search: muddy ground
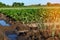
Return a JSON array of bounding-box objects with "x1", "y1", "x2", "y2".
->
[{"x1": 0, "y1": 13, "x2": 60, "y2": 40}]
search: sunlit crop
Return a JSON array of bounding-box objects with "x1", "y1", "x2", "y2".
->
[{"x1": 0, "y1": 8, "x2": 60, "y2": 37}]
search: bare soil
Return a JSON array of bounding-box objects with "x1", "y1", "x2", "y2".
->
[{"x1": 0, "y1": 13, "x2": 60, "y2": 40}]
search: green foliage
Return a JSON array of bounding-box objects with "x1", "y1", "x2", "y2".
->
[
  {"x1": 0, "y1": 8, "x2": 59, "y2": 37},
  {"x1": 0, "y1": 2, "x2": 41, "y2": 7},
  {"x1": 0, "y1": 2, "x2": 6, "y2": 7},
  {"x1": 0, "y1": 9, "x2": 40, "y2": 23},
  {"x1": 12, "y1": 2, "x2": 24, "y2": 7},
  {"x1": 0, "y1": 2, "x2": 24, "y2": 7}
]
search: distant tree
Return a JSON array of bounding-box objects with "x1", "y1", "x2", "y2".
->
[
  {"x1": 0, "y1": 2, "x2": 2, "y2": 5},
  {"x1": 0, "y1": 2, "x2": 6, "y2": 7},
  {"x1": 2, "y1": 4, "x2": 6, "y2": 7},
  {"x1": 12, "y1": 2, "x2": 24, "y2": 7},
  {"x1": 21, "y1": 3, "x2": 24, "y2": 6},
  {"x1": 0, "y1": 2, "x2": 3, "y2": 7},
  {"x1": 38, "y1": 4, "x2": 41, "y2": 6},
  {"x1": 47, "y1": 2, "x2": 51, "y2": 6},
  {"x1": 6, "y1": 5, "x2": 11, "y2": 7}
]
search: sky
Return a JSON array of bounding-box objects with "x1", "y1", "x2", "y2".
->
[{"x1": 0, "y1": 0, "x2": 60, "y2": 5}]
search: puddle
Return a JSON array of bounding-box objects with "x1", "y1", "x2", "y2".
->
[
  {"x1": 5, "y1": 31, "x2": 17, "y2": 40},
  {"x1": 8, "y1": 34, "x2": 17, "y2": 40},
  {"x1": 0, "y1": 20, "x2": 11, "y2": 26}
]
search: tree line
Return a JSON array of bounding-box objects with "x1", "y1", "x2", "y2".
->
[
  {"x1": 0, "y1": 2, "x2": 60, "y2": 7},
  {"x1": 0, "y1": 2, "x2": 41, "y2": 7},
  {"x1": 0, "y1": 2, "x2": 24, "y2": 7}
]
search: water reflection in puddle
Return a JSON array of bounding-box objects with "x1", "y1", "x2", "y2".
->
[
  {"x1": 0, "y1": 20, "x2": 17, "y2": 40},
  {"x1": 5, "y1": 31, "x2": 17, "y2": 40},
  {"x1": 8, "y1": 34, "x2": 17, "y2": 40},
  {"x1": 0, "y1": 20, "x2": 10, "y2": 26}
]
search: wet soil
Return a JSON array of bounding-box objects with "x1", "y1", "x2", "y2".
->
[{"x1": 0, "y1": 13, "x2": 60, "y2": 40}]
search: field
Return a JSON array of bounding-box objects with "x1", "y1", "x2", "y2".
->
[
  {"x1": 0, "y1": 7, "x2": 60, "y2": 40},
  {"x1": 0, "y1": 6, "x2": 60, "y2": 9}
]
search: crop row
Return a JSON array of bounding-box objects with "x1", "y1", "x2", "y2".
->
[
  {"x1": 0, "y1": 8, "x2": 60, "y2": 23},
  {"x1": 0, "y1": 8, "x2": 60, "y2": 37},
  {"x1": 0, "y1": 9, "x2": 40, "y2": 23}
]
